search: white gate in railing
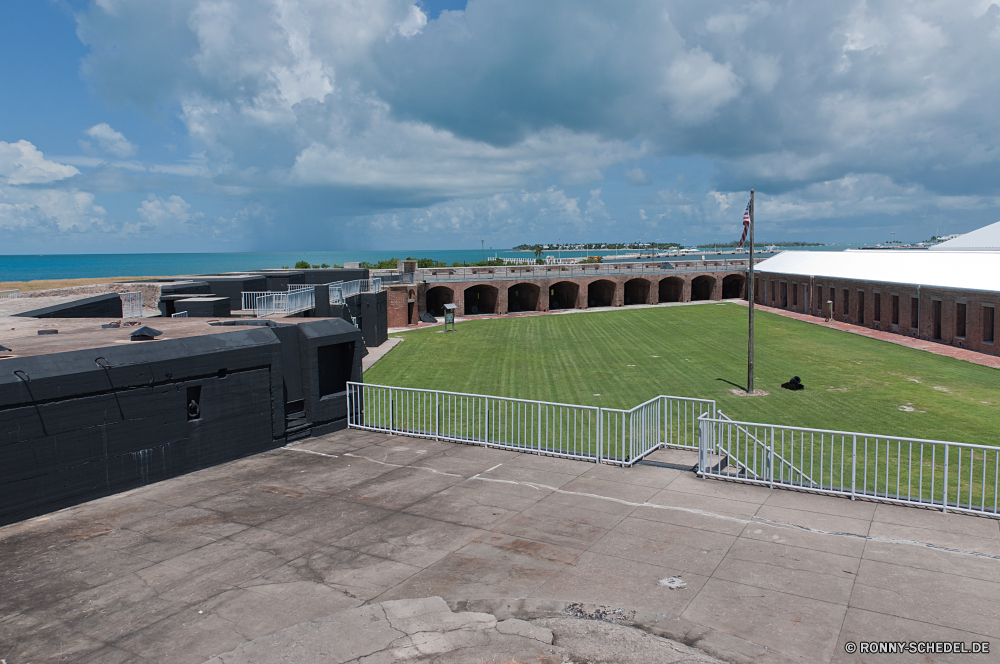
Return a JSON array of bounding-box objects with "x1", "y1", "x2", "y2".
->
[
  {"x1": 0, "y1": 289, "x2": 19, "y2": 300},
  {"x1": 347, "y1": 382, "x2": 714, "y2": 466},
  {"x1": 171, "y1": 311, "x2": 189, "y2": 318},
  {"x1": 697, "y1": 414, "x2": 1000, "y2": 517},
  {"x1": 242, "y1": 288, "x2": 316, "y2": 316},
  {"x1": 120, "y1": 291, "x2": 142, "y2": 318}
]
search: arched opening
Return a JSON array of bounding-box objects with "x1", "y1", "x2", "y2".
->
[
  {"x1": 425, "y1": 286, "x2": 454, "y2": 317},
  {"x1": 722, "y1": 274, "x2": 745, "y2": 299},
  {"x1": 588, "y1": 280, "x2": 615, "y2": 308},
  {"x1": 463, "y1": 284, "x2": 498, "y2": 315},
  {"x1": 691, "y1": 276, "x2": 715, "y2": 301},
  {"x1": 624, "y1": 279, "x2": 650, "y2": 306},
  {"x1": 659, "y1": 277, "x2": 683, "y2": 303},
  {"x1": 507, "y1": 283, "x2": 539, "y2": 312},
  {"x1": 549, "y1": 281, "x2": 579, "y2": 310}
]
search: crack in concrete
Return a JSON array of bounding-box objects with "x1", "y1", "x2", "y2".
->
[{"x1": 298, "y1": 447, "x2": 1000, "y2": 564}]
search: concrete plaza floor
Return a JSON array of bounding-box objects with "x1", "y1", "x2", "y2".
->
[{"x1": 2, "y1": 429, "x2": 999, "y2": 663}]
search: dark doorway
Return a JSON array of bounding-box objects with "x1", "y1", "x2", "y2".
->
[
  {"x1": 624, "y1": 279, "x2": 650, "y2": 305},
  {"x1": 507, "y1": 283, "x2": 539, "y2": 312},
  {"x1": 691, "y1": 276, "x2": 715, "y2": 301},
  {"x1": 659, "y1": 277, "x2": 683, "y2": 303},
  {"x1": 857, "y1": 291, "x2": 865, "y2": 325},
  {"x1": 425, "y1": 286, "x2": 454, "y2": 317},
  {"x1": 932, "y1": 299, "x2": 942, "y2": 339},
  {"x1": 463, "y1": 284, "x2": 498, "y2": 315},
  {"x1": 587, "y1": 280, "x2": 615, "y2": 307},
  {"x1": 780, "y1": 282, "x2": 788, "y2": 308},
  {"x1": 549, "y1": 281, "x2": 579, "y2": 310},
  {"x1": 318, "y1": 342, "x2": 354, "y2": 397},
  {"x1": 722, "y1": 274, "x2": 744, "y2": 299},
  {"x1": 957, "y1": 302, "x2": 967, "y2": 338}
]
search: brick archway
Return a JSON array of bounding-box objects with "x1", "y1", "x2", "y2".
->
[
  {"x1": 507, "y1": 283, "x2": 540, "y2": 312},
  {"x1": 624, "y1": 278, "x2": 650, "y2": 305},
  {"x1": 588, "y1": 280, "x2": 615, "y2": 307},
  {"x1": 463, "y1": 284, "x2": 498, "y2": 315},
  {"x1": 722, "y1": 274, "x2": 745, "y2": 299},
  {"x1": 659, "y1": 277, "x2": 683, "y2": 303},
  {"x1": 425, "y1": 286, "x2": 453, "y2": 317},
  {"x1": 691, "y1": 276, "x2": 715, "y2": 301},
  {"x1": 549, "y1": 281, "x2": 579, "y2": 310}
]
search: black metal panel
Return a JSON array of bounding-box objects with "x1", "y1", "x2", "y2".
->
[{"x1": 14, "y1": 293, "x2": 123, "y2": 319}]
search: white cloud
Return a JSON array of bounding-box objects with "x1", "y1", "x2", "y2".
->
[
  {"x1": 0, "y1": 187, "x2": 106, "y2": 232},
  {"x1": 62, "y1": 0, "x2": 1000, "y2": 246},
  {"x1": 0, "y1": 140, "x2": 79, "y2": 185},
  {"x1": 395, "y1": 4, "x2": 427, "y2": 37},
  {"x1": 135, "y1": 194, "x2": 200, "y2": 230},
  {"x1": 84, "y1": 123, "x2": 137, "y2": 157},
  {"x1": 625, "y1": 167, "x2": 652, "y2": 185},
  {"x1": 663, "y1": 49, "x2": 742, "y2": 124}
]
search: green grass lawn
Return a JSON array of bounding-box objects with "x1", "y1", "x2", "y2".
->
[{"x1": 366, "y1": 303, "x2": 999, "y2": 446}]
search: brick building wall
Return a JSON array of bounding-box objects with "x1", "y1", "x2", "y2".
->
[
  {"x1": 386, "y1": 270, "x2": 746, "y2": 328},
  {"x1": 754, "y1": 271, "x2": 1000, "y2": 357}
]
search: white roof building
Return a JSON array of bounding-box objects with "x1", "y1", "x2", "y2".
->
[
  {"x1": 929, "y1": 220, "x2": 1000, "y2": 251},
  {"x1": 754, "y1": 250, "x2": 1000, "y2": 293}
]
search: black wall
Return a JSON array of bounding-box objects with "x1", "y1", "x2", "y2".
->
[
  {"x1": 345, "y1": 291, "x2": 388, "y2": 348},
  {"x1": 0, "y1": 328, "x2": 283, "y2": 526},
  {"x1": 174, "y1": 297, "x2": 231, "y2": 318},
  {"x1": 15, "y1": 293, "x2": 123, "y2": 319},
  {"x1": 0, "y1": 319, "x2": 366, "y2": 526},
  {"x1": 201, "y1": 276, "x2": 268, "y2": 312}
]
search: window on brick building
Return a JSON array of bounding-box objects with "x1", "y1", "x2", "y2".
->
[
  {"x1": 956, "y1": 303, "x2": 967, "y2": 338},
  {"x1": 932, "y1": 300, "x2": 942, "y2": 339},
  {"x1": 792, "y1": 283, "x2": 798, "y2": 307},
  {"x1": 815, "y1": 286, "x2": 822, "y2": 313},
  {"x1": 910, "y1": 297, "x2": 919, "y2": 329},
  {"x1": 892, "y1": 295, "x2": 899, "y2": 325},
  {"x1": 770, "y1": 280, "x2": 775, "y2": 303},
  {"x1": 984, "y1": 306, "x2": 995, "y2": 343},
  {"x1": 873, "y1": 292, "x2": 881, "y2": 322},
  {"x1": 842, "y1": 289, "x2": 850, "y2": 318}
]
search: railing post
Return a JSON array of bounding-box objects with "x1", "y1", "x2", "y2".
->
[
  {"x1": 697, "y1": 416, "x2": 708, "y2": 475},
  {"x1": 942, "y1": 445, "x2": 949, "y2": 513},
  {"x1": 769, "y1": 427, "x2": 775, "y2": 489},
  {"x1": 435, "y1": 391, "x2": 439, "y2": 441},
  {"x1": 851, "y1": 435, "x2": 857, "y2": 500},
  {"x1": 597, "y1": 408, "x2": 603, "y2": 464},
  {"x1": 484, "y1": 398, "x2": 490, "y2": 446},
  {"x1": 537, "y1": 403, "x2": 542, "y2": 455}
]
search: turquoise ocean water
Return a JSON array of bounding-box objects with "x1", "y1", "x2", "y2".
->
[{"x1": 0, "y1": 245, "x2": 859, "y2": 282}]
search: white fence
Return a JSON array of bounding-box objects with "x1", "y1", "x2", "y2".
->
[
  {"x1": 254, "y1": 288, "x2": 315, "y2": 317},
  {"x1": 0, "y1": 289, "x2": 19, "y2": 300},
  {"x1": 120, "y1": 291, "x2": 142, "y2": 318},
  {"x1": 697, "y1": 414, "x2": 999, "y2": 517},
  {"x1": 347, "y1": 383, "x2": 715, "y2": 466},
  {"x1": 345, "y1": 381, "x2": 998, "y2": 517},
  {"x1": 327, "y1": 278, "x2": 383, "y2": 304}
]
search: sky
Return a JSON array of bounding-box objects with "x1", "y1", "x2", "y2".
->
[{"x1": 3, "y1": 0, "x2": 1000, "y2": 254}]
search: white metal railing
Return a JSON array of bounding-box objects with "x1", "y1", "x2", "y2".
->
[
  {"x1": 171, "y1": 311, "x2": 189, "y2": 318},
  {"x1": 347, "y1": 383, "x2": 715, "y2": 466},
  {"x1": 0, "y1": 289, "x2": 19, "y2": 300},
  {"x1": 419, "y1": 259, "x2": 757, "y2": 283},
  {"x1": 255, "y1": 287, "x2": 315, "y2": 317},
  {"x1": 697, "y1": 415, "x2": 1000, "y2": 517},
  {"x1": 287, "y1": 283, "x2": 315, "y2": 291},
  {"x1": 241, "y1": 291, "x2": 270, "y2": 312},
  {"x1": 328, "y1": 278, "x2": 382, "y2": 304},
  {"x1": 120, "y1": 291, "x2": 142, "y2": 318}
]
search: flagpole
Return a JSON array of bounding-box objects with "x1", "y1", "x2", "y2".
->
[{"x1": 747, "y1": 188, "x2": 755, "y2": 394}]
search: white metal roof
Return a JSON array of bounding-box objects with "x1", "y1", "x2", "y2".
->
[
  {"x1": 754, "y1": 250, "x2": 1000, "y2": 293},
  {"x1": 929, "y1": 220, "x2": 1000, "y2": 251}
]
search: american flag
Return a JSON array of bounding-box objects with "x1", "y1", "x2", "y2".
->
[{"x1": 738, "y1": 200, "x2": 751, "y2": 247}]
